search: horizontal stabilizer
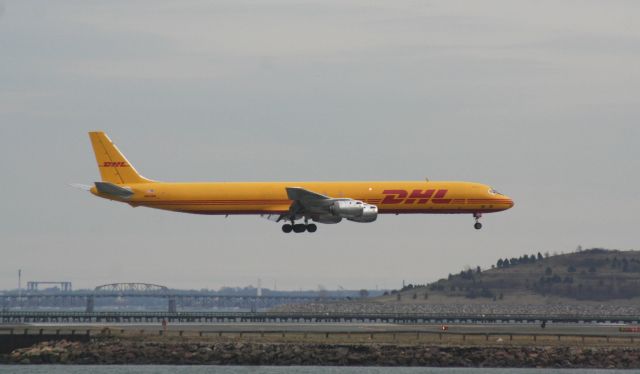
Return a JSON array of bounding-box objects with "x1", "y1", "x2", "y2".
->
[
  {"x1": 94, "y1": 182, "x2": 134, "y2": 198},
  {"x1": 69, "y1": 183, "x2": 92, "y2": 191}
]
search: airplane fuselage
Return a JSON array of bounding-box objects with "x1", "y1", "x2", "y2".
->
[
  {"x1": 84, "y1": 131, "x2": 514, "y2": 232},
  {"x1": 91, "y1": 181, "x2": 513, "y2": 216}
]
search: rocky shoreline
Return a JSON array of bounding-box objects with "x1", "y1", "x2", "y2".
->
[{"x1": 2, "y1": 338, "x2": 640, "y2": 368}]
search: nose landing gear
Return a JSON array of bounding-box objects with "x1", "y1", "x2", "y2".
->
[{"x1": 473, "y1": 213, "x2": 483, "y2": 230}]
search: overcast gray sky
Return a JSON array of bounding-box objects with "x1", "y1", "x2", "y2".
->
[{"x1": 1, "y1": 0, "x2": 639, "y2": 291}]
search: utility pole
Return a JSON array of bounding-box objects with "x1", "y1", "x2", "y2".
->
[{"x1": 18, "y1": 269, "x2": 22, "y2": 308}]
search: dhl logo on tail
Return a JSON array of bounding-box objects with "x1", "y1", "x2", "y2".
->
[{"x1": 102, "y1": 162, "x2": 129, "y2": 167}]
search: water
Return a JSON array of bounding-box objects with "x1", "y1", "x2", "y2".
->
[{"x1": 0, "y1": 367, "x2": 638, "y2": 374}]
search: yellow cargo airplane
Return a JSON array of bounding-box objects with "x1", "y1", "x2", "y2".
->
[{"x1": 77, "y1": 132, "x2": 514, "y2": 233}]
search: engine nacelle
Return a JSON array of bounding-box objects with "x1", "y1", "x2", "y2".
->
[
  {"x1": 347, "y1": 204, "x2": 378, "y2": 223},
  {"x1": 329, "y1": 200, "x2": 378, "y2": 223},
  {"x1": 312, "y1": 215, "x2": 343, "y2": 224},
  {"x1": 330, "y1": 200, "x2": 364, "y2": 218}
]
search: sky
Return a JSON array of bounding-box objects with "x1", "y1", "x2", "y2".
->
[{"x1": 1, "y1": 0, "x2": 639, "y2": 291}]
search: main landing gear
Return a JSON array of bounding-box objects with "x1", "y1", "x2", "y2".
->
[
  {"x1": 473, "y1": 213, "x2": 483, "y2": 230},
  {"x1": 282, "y1": 222, "x2": 317, "y2": 233}
]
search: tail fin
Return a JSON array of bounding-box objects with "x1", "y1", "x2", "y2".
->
[{"x1": 89, "y1": 131, "x2": 153, "y2": 184}]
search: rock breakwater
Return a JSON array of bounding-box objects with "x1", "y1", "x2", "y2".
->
[{"x1": 3, "y1": 338, "x2": 640, "y2": 368}]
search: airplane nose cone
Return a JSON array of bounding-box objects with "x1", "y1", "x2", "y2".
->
[
  {"x1": 505, "y1": 197, "x2": 514, "y2": 208},
  {"x1": 494, "y1": 195, "x2": 514, "y2": 209}
]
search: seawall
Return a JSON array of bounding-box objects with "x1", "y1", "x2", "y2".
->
[{"x1": 2, "y1": 338, "x2": 640, "y2": 368}]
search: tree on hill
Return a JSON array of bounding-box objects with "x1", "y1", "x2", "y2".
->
[
  {"x1": 563, "y1": 276, "x2": 573, "y2": 283},
  {"x1": 479, "y1": 287, "x2": 494, "y2": 298},
  {"x1": 426, "y1": 248, "x2": 640, "y2": 301}
]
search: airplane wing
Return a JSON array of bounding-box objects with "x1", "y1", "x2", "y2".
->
[
  {"x1": 263, "y1": 187, "x2": 332, "y2": 223},
  {"x1": 286, "y1": 187, "x2": 330, "y2": 202},
  {"x1": 285, "y1": 187, "x2": 336, "y2": 215},
  {"x1": 280, "y1": 187, "x2": 378, "y2": 224}
]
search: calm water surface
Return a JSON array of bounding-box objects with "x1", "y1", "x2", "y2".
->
[{"x1": 0, "y1": 367, "x2": 639, "y2": 374}]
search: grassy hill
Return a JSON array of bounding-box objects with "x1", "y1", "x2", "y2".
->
[{"x1": 383, "y1": 248, "x2": 640, "y2": 303}]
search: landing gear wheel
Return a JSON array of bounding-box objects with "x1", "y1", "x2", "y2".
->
[
  {"x1": 306, "y1": 224, "x2": 317, "y2": 233},
  {"x1": 293, "y1": 224, "x2": 307, "y2": 233},
  {"x1": 282, "y1": 224, "x2": 293, "y2": 233},
  {"x1": 473, "y1": 212, "x2": 483, "y2": 230}
]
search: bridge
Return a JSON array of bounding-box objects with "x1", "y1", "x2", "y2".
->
[
  {"x1": 1, "y1": 310, "x2": 639, "y2": 324},
  {"x1": 26, "y1": 281, "x2": 72, "y2": 292},
  {"x1": 95, "y1": 283, "x2": 168, "y2": 293},
  {"x1": 1, "y1": 283, "x2": 352, "y2": 312}
]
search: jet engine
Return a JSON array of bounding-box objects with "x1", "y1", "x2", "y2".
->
[
  {"x1": 329, "y1": 200, "x2": 378, "y2": 222},
  {"x1": 330, "y1": 200, "x2": 364, "y2": 218},
  {"x1": 347, "y1": 204, "x2": 378, "y2": 223},
  {"x1": 312, "y1": 215, "x2": 343, "y2": 224}
]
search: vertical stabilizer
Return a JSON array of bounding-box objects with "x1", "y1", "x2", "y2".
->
[{"x1": 89, "y1": 131, "x2": 152, "y2": 184}]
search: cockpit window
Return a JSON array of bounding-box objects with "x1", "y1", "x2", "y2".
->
[{"x1": 488, "y1": 188, "x2": 503, "y2": 195}]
